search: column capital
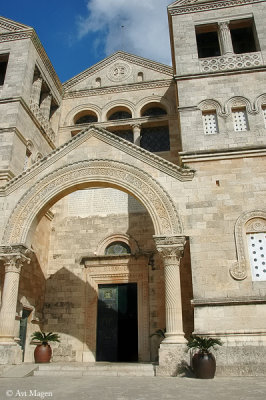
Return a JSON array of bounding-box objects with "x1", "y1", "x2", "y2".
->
[
  {"x1": 154, "y1": 235, "x2": 186, "y2": 263},
  {"x1": 218, "y1": 20, "x2": 230, "y2": 29},
  {"x1": 0, "y1": 245, "x2": 32, "y2": 273}
]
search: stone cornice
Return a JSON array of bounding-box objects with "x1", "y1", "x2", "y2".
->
[
  {"x1": 180, "y1": 146, "x2": 266, "y2": 162},
  {"x1": 192, "y1": 296, "x2": 266, "y2": 306},
  {"x1": 63, "y1": 79, "x2": 174, "y2": 99},
  {"x1": 0, "y1": 29, "x2": 62, "y2": 97},
  {"x1": 63, "y1": 51, "x2": 173, "y2": 91},
  {"x1": 168, "y1": 0, "x2": 264, "y2": 16},
  {"x1": 0, "y1": 126, "x2": 194, "y2": 196},
  {"x1": 174, "y1": 65, "x2": 266, "y2": 81},
  {"x1": 0, "y1": 16, "x2": 31, "y2": 32}
]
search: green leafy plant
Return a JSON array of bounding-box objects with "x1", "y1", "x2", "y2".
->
[
  {"x1": 31, "y1": 331, "x2": 60, "y2": 345},
  {"x1": 187, "y1": 335, "x2": 222, "y2": 354},
  {"x1": 150, "y1": 328, "x2": 166, "y2": 339}
]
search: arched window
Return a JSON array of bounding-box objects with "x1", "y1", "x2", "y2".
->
[
  {"x1": 246, "y1": 218, "x2": 266, "y2": 281},
  {"x1": 105, "y1": 241, "x2": 131, "y2": 255},
  {"x1": 202, "y1": 110, "x2": 219, "y2": 134},
  {"x1": 230, "y1": 211, "x2": 266, "y2": 281},
  {"x1": 142, "y1": 106, "x2": 167, "y2": 117},
  {"x1": 232, "y1": 107, "x2": 249, "y2": 131},
  {"x1": 74, "y1": 111, "x2": 98, "y2": 125},
  {"x1": 108, "y1": 110, "x2": 132, "y2": 120}
]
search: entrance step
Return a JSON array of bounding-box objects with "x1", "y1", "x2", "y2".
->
[
  {"x1": 1, "y1": 363, "x2": 37, "y2": 378},
  {"x1": 34, "y1": 362, "x2": 155, "y2": 377}
]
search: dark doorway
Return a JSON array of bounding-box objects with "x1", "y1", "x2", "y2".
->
[
  {"x1": 19, "y1": 309, "x2": 31, "y2": 361},
  {"x1": 96, "y1": 283, "x2": 138, "y2": 362}
]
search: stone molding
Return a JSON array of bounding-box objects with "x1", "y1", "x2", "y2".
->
[
  {"x1": 63, "y1": 51, "x2": 173, "y2": 91},
  {"x1": 197, "y1": 93, "x2": 266, "y2": 117},
  {"x1": 0, "y1": 126, "x2": 193, "y2": 197},
  {"x1": 63, "y1": 80, "x2": 174, "y2": 99},
  {"x1": 199, "y1": 52, "x2": 264, "y2": 73},
  {"x1": 180, "y1": 147, "x2": 266, "y2": 162},
  {"x1": 192, "y1": 296, "x2": 266, "y2": 306},
  {"x1": 2, "y1": 159, "x2": 183, "y2": 245},
  {"x1": 230, "y1": 210, "x2": 266, "y2": 280},
  {"x1": 95, "y1": 233, "x2": 140, "y2": 256},
  {"x1": 168, "y1": 0, "x2": 264, "y2": 16}
]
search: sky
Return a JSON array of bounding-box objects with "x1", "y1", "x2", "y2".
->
[{"x1": 0, "y1": 0, "x2": 172, "y2": 83}]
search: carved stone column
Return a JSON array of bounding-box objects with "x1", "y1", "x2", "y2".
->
[
  {"x1": 30, "y1": 76, "x2": 43, "y2": 105},
  {"x1": 154, "y1": 235, "x2": 186, "y2": 344},
  {"x1": 0, "y1": 246, "x2": 31, "y2": 343},
  {"x1": 132, "y1": 123, "x2": 141, "y2": 146},
  {"x1": 218, "y1": 21, "x2": 234, "y2": 55},
  {"x1": 40, "y1": 92, "x2": 52, "y2": 120}
]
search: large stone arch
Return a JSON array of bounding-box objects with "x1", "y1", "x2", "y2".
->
[{"x1": 3, "y1": 159, "x2": 183, "y2": 247}]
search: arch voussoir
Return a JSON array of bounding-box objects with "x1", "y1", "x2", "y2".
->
[{"x1": 3, "y1": 159, "x2": 182, "y2": 246}]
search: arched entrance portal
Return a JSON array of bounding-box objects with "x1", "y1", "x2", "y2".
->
[{"x1": 0, "y1": 159, "x2": 187, "y2": 366}]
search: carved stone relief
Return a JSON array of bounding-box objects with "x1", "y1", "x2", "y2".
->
[
  {"x1": 3, "y1": 160, "x2": 182, "y2": 246},
  {"x1": 107, "y1": 62, "x2": 132, "y2": 82},
  {"x1": 230, "y1": 210, "x2": 266, "y2": 280}
]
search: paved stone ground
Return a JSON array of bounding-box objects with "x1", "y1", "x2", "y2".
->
[{"x1": 0, "y1": 376, "x2": 266, "y2": 400}]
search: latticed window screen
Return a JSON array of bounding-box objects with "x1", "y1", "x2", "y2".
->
[
  {"x1": 140, "y1": 126, "x2": 170, "y2": 152},
  {"x1": 262, "y1": 107, "x2": 266, "y2": 128},
  {"x1": 111, "y1": 130, "x2": 133, "y2": 143},
  {"x1": 232, "y1": 108, "x2": 249, "y2": 131},
  {"x1": 247, "y1": 232, "x2": 266, "y2": 281},
  {"x1": 202, "y1": 111, "x2": 219, "y2": 134}
]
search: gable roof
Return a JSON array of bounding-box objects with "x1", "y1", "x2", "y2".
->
[
  {"x1": 0, "y1": 16, "x2": 32, "y2": 32},
  {"x1": 1, "y1": 125, "x2": 194, "y2": 195},
  {"x1": 63, "y1": 51, "x2": 173, "y2": 91}
]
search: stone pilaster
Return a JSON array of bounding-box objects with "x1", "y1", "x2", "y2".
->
[
  {"x1": 218, "y1": 21, "x2": 234, "y2": 55},
  {"x1": 30, "y1": 76, "x2": 43, "y2": 105},
  {"x1": 154, "y1": 235, "x2": 186, "y2": 344},
  {"x1": 132, "y1": 123, "x2": 141, "y2": 146},
  {"x1": 40, "y1": 92, "x2": 52, "y2": 120},
  {"x1": 0, "y1": 246, "x2": 31, "y2": 343}
]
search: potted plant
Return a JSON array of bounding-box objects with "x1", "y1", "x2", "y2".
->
[
  {"x1": 31, "y1": 331, "x2": 60, "y2": 363},
  {"x1": 187, "y1": 335, "x2": 222, "y2": 379}
]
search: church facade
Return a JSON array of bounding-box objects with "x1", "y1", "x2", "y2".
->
[{"x1": 0, "y1": 0, "x2": 266, "y2": 376}]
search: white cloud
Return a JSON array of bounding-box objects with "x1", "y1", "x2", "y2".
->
[{"x1": 77, "y1": 0, "x2": 172, "y2": 65}]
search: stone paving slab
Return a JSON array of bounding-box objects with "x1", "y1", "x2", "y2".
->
[{"x1": 0, "y1": 376, "x2": 266, "y2": 400}]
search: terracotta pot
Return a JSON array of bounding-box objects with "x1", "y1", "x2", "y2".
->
[
  {"x1": 34, "y1": 344, "x2": 52, "y2": 363},
  {"x1": 192, "y1": 352, "x2": 216, "y2": 379}
]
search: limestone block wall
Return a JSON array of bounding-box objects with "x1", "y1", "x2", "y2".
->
[
  {"x1": 0, "y1": 38, "x2": 31, "y2": 100},
  {"x1": 176, "y1": 155, "x2": 266, "y2": 335},
  {"x1": 178, "y1": 71, "x2": 266, "y2": 152}
]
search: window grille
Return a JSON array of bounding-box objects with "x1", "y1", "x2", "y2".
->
[
  {"x1": 247, "y1": 232, "x2": 266, "y2": 281},
  {"x1": 262, "y1": 107, "x2": 266, "y2": 128},
  {"x1": 140, "y1": 126, "x2": 170, "y2": 152},
  {"x1": 111, "y1": 129, "x2": 133, "y2": 143},
  {"x1": 232, "y1": 108, "x2": 249, "y2": 131},
  {"x1": 105, "y1": 242, "x2": 131, "y2": 255},
  {"x1": 202, "y1": 111, "x2": 219, "y2": 134}
]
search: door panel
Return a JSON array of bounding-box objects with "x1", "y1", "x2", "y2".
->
[
  {"x1": 96, "y1": 283, "x2": 138, "y2": 362},
  {"x1": 19, "y1": 309, "x2": 31, "y2": 361}
]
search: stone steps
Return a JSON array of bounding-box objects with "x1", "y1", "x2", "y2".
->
[{"x1": 34, "y1": 362, "x2": 155, "y2": 377}]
